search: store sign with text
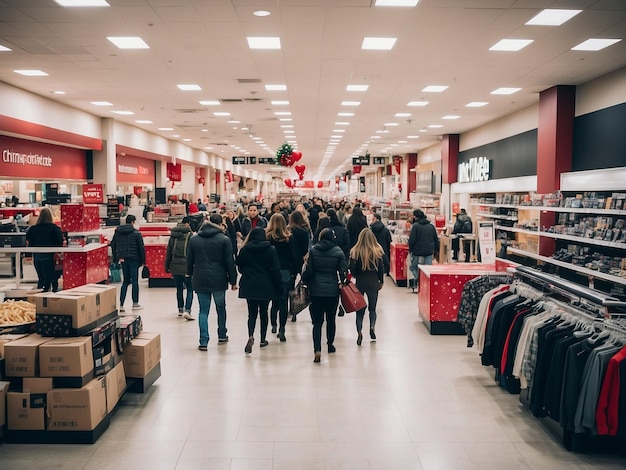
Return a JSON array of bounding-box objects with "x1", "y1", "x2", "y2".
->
[
  {"x1": 116, "y1": 154, "x2": 155, "y2": 184},
  {"x1": 0, "y1": 135, "x2": 87, "y2": 180},
  {"x1": 458, "y1": 156, "x2": 491, "y2": 183},
  {"x1": 82, "y1": 183, "x2": 104, "y2": 203}
]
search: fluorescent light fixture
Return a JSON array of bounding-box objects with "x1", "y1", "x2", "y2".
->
[
  {"x1": 183, "y1": 138, "x2": 191, "y2": 142},
  {"x1": 199, "y1": 100, "x2": 220, "y2": 106},
  {"x1": 203, "y1": 146, "x2": 213, "y2": 150},
  {"x1": 466, "y1": 101, "x2": 488, "y2": 107},
  {"x1": 422, "y1": 85, "x2": 448, "y2": 92},
  {"x1": 172, "y1": 135, "x2": 179, "y2": 138},
  {"x1": 398, "y1": 140, "x2": 407, "y2": 143},
  {"x1": 159, "y1": 127, "x2": 174, "y2": 131},
  {"x1": 338, "y1": 112, "x2": 355, "y2": 117},
  {"x1": 335, "y1": 122, "x2": 350, "y2": 125},
  {"x1": 91, "y1": 101, "x2": 113, "y2": 106},
  {"x1": 407, "y1": 135, "x2": 420, "y2": 139},
  {"x1": 280, "y1": 125, "x2": 294, "y2": 128},
  {"x1": 428, "y1": 124, "x2": 443, "y2": 128},
  {"x1": 107, "y1": 37, "x2": 149, "y2": 49},
  {"x1": 376, "y1": 130, "x2": 389, "y2": 134},
  {"x1": 489, "y1": 39, "x2": 533, "y2": 51},
  {"x1": 347, "y1": 85, "x2": 369, "y2": 91},
  {"x1": 341, "y1": 101, "x2": 361, "y2": 106},
  {"x1": 333, "y1": 129, "x2": 346, "y2": 133},
  {"x1": 53, "y1": 91, "x2": 66, "y2": 94},
  {"x1": 54, "y1": 0, "x2": 110, "y2": 5},
  {"x1": 491, "y1": 87, "x2": 521, "y2": 95},
  {"x1": 247, "y1": 36, "x2": 281, "y2": 49},
  {"x1": 419, "y1": 129, "x2": 427, "y2": 132},
  {"x1": 265, "y1": 84, "x2": 286, "y2": 91},
  {"x1": 375, "y1": 0, "x2": 420, "y2": 6},
  {"x1": 279, "y1": 118, "x2": 292, "y2": 121},
  {"x1": 111, "y1": 110, "x2": 134, "y2": 115},
  {"x1": 271, "y1": 100, "x2": 290, "y2": 105},
  {"x1": 442, "y1": 115, "x2": 460, "y2": 120},
  {"x1": 135, "y1": 120, "x2": 152, "y2": 124},
  {"x1": 213, "y1": 112, "x2": 231, "y2": 116},
  {"x1": 407, "y1": 101, "x2": 429, "y2": 106},
  {"x1": 284, "y1": 130, "x2": 295, "y2": 134},
  {"x1": 331, "y1": 135, "x2": 343, "y2": 139},
  {"x1": 384, "y1": 122, "x2": 399, "y2": 126},
  {"x1": 395, "y1": 113, "x2": 412, "y2": 117},
  {"x1": 572, "y1": 38, "x2": 621, "y2": 51},
  {"x1": 0, "y1": 45, "x2": 12, "y2": 51},
  {"x1": 229, "y1": 120, "x2": 241, "y2": 124},
  {"x1": 177, "y1": 84, "x2": 201, "y2": 91},
  {"x1": 390, "y1": 144, "x2": 399, "y2": 147},
  {"x1": 253, "y1": 10, "x2": 271, "y2": 17},
  {"x1": 362, "y1": 37, "x2": 397, "y2": 50},
  {"x1": 526, "y1": 9, "x2": 581, "y2": 26},
  {"x1": 14, "y1": 69, "x2": 48, "y2": 76},
  {"x1": 274, "y1": 111, "x2": 292, "y2": 116}
]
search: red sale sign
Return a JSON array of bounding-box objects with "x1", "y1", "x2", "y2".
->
[{"x1": 82, "y1": 183, "x2": 104, "y2": 204}]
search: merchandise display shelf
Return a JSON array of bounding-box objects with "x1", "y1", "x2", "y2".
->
[{"x1": 476, "y1": 213, "x2": 518, "y2": 221}]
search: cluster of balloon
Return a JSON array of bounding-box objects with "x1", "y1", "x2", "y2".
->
[
  {"x1": 295, "y1": 164, "x2": 306, "y2": 180},
  {"x1": 283, "y1": 178, "x2": 294, "y2": 188}
]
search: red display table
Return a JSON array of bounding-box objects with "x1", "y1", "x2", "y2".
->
[
  {"x1": 140, "y1": 225, "x2": 175, "y2": 288},
  {"x1": 389, "y1": 242, "x2": 409, "y2": 287},
  {"x1": 418, "y1": 263, "x2": 497, "y2": 335}
]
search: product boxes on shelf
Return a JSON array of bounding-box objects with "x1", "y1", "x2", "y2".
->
[
  {"x1": 7, "y1": 391, "x2": 46, "y2": 430},
  {"x1": 39, "y1": 337, "x2": 94, "y2": 387},
  {"x1": 122, "y1": 332, "x2": 160, "y2": 378},
  {"x1": 104, "y1": 360, "x2": 126, "y2": 413},
  {"x1": 3, "y1": 334, "x2": 52, "y2": 377},
  {"x1": 67, "y1": 234, "x2": 101, "y2": 247},
  {"x1": 0, "y1": 380, "x2": 9, "y2": 427},
  {"x1": 47, "y1": 376, "x2": 107, "y2": 431},
  {"x1": 0, "y1": 333, "x2": 29, "y2": 358},
  {"x1": 60, "y1": 204, "x2": 100, "y2": 233},
  {"x1": 68, "y1": 284, "x2": 117, "y2": 318}
]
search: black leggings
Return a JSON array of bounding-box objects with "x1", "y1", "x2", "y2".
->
[{"x1": 247, "y1": 299, "x2": 270, "y2": 341}]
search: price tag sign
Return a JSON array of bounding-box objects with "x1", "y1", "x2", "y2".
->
[{"x1": 478, "y1": 221, "x2": 496, "y2": 264}]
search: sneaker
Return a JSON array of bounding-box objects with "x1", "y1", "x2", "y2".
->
[
  {"x1": 198, "y1": 345, "x2": 208, "y2": 351},
  {"x1": 178, "y1": 308, "x2": 184, "y2": 317},
  {"x1": 183, "y1": 311, "x2": 195, "y2": 321},
  {"x1": 119, "y1": 306, "x2": 125, "y2": 313},
  {"x1": 218, "y1": 337, "x2": 229, "y2": 344},
  {"x1": 132, "y1": 304, "x2": 143, "y2": 311}
]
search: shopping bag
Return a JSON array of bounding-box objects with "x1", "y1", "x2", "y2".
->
[
  {"x1": 289, "y1": 281, "x2": 311, "y2": 316},
  {"x1": 141, "y1": 265, "x2": 150, "y2": 279},
  {"x1": 53, "y1": 253, "x2": 64, "y2": 272},
  {"x1": 110, "y1": 262, "x2": 122, "y2": 283},
  {"x1": 339, "y1": 282, "x2": 367, "y2": 313}
]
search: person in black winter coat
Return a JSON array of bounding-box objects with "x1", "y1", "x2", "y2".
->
[
  {"x1": 370, "y1": 213, "x2": 392, "y2": 274},
  {"x1": 237, "y1": 228, "x2": 282, "y2": 353},
  {"x1": 111, "y1": 214, "x2": 146, "y2": 311},
  {"x1": 407, "y1": 209, "x2": 439, "y2": 292},
  {"x1": 313, "y1": 216, "x2": 331, "y2": 244},
  {"x1": 26, "y1": 207, "x2": 64, "y2": 292},
  {"x1": 187, "y1": 214, "x2": 238, "y2": 350},
  {"x1": 327, "y1": 208, "x2": 350, "y2": 260},
  {"x1": 302, "y1": 228, "x2": 348, "y2": 363},
  {"x1": 288, "y1": 210, "x2": 310, "y2": 275},
  {"x1": 346, "y1": 206, "x2": 368, "y2": 249},
  {"x1": 451, "y1": 209, "x2": 473, "y2": 262},
  {"x1": 164, "y1": 217, "x2": 194, "y2": 319}
]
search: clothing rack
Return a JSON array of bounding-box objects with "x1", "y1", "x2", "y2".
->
[{"x1": 515, "y1": 266, "x2": 626, "y2": 318}]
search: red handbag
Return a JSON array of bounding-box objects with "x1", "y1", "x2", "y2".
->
[{"x1": 339, "y1": 282, "x2": 367, "y2": 313}]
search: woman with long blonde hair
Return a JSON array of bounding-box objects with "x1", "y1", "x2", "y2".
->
[
  {"x1": 349, "y1": 228, "x2": 385, "y2": 345},
  {"x1": 266, "y1": 213, "x2": 298, "y2": 341}
]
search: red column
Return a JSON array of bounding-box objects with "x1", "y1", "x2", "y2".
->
[
  {"x1": 406, "y1": 153, "x2": 417, "y2": 200},
  {"x1": 441, "y1": 134, "x2": 459, "y2": 184}
]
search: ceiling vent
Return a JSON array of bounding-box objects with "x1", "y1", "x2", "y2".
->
[
  {"x1": 237, "y1": 78, "x2": 262, "y2": 84},
  {"x1": 219, "y1": 98, "x2": 243, "y2": 103},
  {"x1": 174, "y1": 108, "x2": 204, "y2": 113},
  {"x1": 243, "y1": 98, "x2": 265, "y2": 103}
]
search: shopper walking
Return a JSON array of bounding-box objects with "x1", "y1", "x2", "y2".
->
[
  {"x1": 164, "y1": 216, "x2": 195, "y2": 320},
  {"x1": 187, "y1": 213, "x2": 238, "y2": 351},
  {"x1": 370, "y1": 213, "x2": 392, "y2": 275},
  {"x1": 239, "y1": 203, "x2": 267, "y2": 238},
  {"x1": 25, "y1": 207, "x2": 64, "y2": 292},
  {"x1": 302, "y1": 228, "x2": 348, "y2": 363},
  {"x1": 407, "y1": 209, "x2": 439, "y2": 293},
  {"x1": 451, "y1": 208, "x2": 473, "y2": 262},
  {"x1": 237, "y1": 228, "x2": 282, "y2": 353},
  {"x1": 266, "y1": 213, "x2": 298, "y2": 341},
  {"x1": 346, "y1": 206, "x2": 368, "y2": 249},
  {"x1": 349, "y1": 229, "x2": 385, "y2": 345},
  {"x1": 327, "y1": 208, "x2": 350, "y2": 260},
  {"x1": 288, "y1": 210, "x2": 311, "y2": 275},
  {"x1": 111, "y1": 214, "x2": 146, "y2": 311}
]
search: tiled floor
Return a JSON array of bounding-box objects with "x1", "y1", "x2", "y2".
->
[{"x1": 2, "y1": 280, "x2": 626, "y2": 469}]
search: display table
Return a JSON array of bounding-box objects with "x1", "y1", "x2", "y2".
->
[
  {"x1": 389, "y1": 242, "x2": 409, "y2": 287},
  {"x1": 418, "y1": 263, "x2": 497, "y2": 335},
  {"x1": 0, "y1": 244, "x2": 109, "y2": 288},
  {"x1": 140, "y1": 225, "x2": 175, "y2": 288}
]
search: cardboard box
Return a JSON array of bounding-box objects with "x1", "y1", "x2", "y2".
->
[
  {"x1": 105, "y1": 360, "x2": 125, "y2": 413},
  {"x1": 7, "y1": 391, "x2": 46, "y2": 430},
  {"x1": 3, "y1": 334, "x2": 52, "y2": 377},
  {"x1": 0, "y1": 333, "x2": 29, "y2": 358},
  {"x1": 123, "y1": 332, "x2": 161, "y2": 378},
  {"x1": 22, "y1": 377, "x2": 53, "y2": 394},
  {"x1": 47, "y1": 376, "x2": 107, "y2": 431},
  {"x1": 0, "y1": 380, "x2": 9, "y2": 427},
  {"x1": 31, "y1": 292, "x2": 95, "y2": 329},
  {"x1": 93, "y1": 336, "x2": 115, "y2": 376},
  {"x1": 70, "y1": 284, "x2": 117, "y2": 317},
  {"x1": 39, "y1": 336, "x2": 94, "y2": 378}
]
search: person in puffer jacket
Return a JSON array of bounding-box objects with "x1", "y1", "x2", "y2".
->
[
  {"x1": 302, "y1": 228, "x2": 348, "y2": 363},
  {"x1": 111, "y1": 214, "x2": 146, "y2": 312},
  {"x1": 164, "y1": 216, "x2": 195, "y2": 320},
  {"x1": 187, "y1": 213, "x2": 238, "y2": 351}
]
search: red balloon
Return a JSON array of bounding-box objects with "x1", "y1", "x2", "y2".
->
[
  {"x1": 298, "y1": 173, "x2": 304, "y2": 180},
  {"x1": 295, "y1": 164, "x2": 306, "y2": 174},
  {"x1": 317, "y1": 181, "x2": 323, "y2": 188},
  {"x1": 283, "y1": 178, "x2": 293, "y2": 188},
  {"x1": 291, "y1": 151, "x2": 302, "y2": 162}
]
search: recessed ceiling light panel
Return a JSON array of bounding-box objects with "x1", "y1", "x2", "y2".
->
[
  {"x1": 199, "y1": 100, "x2": 220, "y2": 106},
  {"x1": 55, "y1": 0, "x2": 110, "y2": 6},
  {"x1": 466, "y1": 102, "x2": 488, "y2": 107},
  {"x1": 14, "y1": 69, "x2": 48, "y2": 76},
  {"x1": 0, "y1": 45, "x2": 12, "y2": 51},
  {"x1": 491, "y1": 87, "x2": 521, "y2": 95},
  {"x1": 375, "y1": 0, "x2": 420, "y2": 6},
  {"x1": 489, "y1": 39, "x2": 533, "y2": 51},
  {"x1": 362, "y1": 37, "x2": 397, "y2": 50},
  {"x1": 177, "y1": 84, "x2": 201, "y2": 91},
  {"x1": 572, "y1": 38, "x2": 621, "y2": 51},
  {"x1": 247, "y1": 37, "x2": 281, "y2": 49},
  {"x1": 407, "y1": 101, "x2": 429, "y2": 106},
  {"x1": 107, "y1": 36, "x2": 149, "y2": 49},
  {"x1": 526, "y1": 9, "x2": 581, "y2": 26},
  {"x1": 347, "y1": 85, "x2": 369, "y2": 91},
  {"x1": 422, "y1": 86, "x2": 448, "y2": 92},
  {"x1": 265, "y1": 84, "x2": 287, "y2": 91}
]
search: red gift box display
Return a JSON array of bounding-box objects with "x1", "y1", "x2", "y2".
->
[{"x1": 61, "y1": 204, "x2": 100, "y2": 232}]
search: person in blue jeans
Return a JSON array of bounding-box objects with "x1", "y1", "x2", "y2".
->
[
  {"x1": 111, "y1": 214, "x2": 146, "y2": 311},
  {"x1": 164, "y1": 216, "x2": 195, "y2": 320},
  {"x1": 187, "y1": 213, "x2": 238, "y2": 351},
  {"x1": 407, "y1": 209, "x2": 439, "y2": 293}
]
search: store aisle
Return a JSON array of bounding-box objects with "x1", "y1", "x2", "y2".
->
[{"x1": 2, "y1": 281, "x2": 626, "y2": 470}]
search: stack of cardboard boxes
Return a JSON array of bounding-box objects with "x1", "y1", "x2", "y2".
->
[{"x1": 0, "y1": 284, "x2": 161, "y2": 443}]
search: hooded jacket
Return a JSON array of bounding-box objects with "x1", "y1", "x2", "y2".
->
[
  {"x1": 329, "y1": 220, "x2": 350, "y2": 260},
  {"x1": 302, "y1": 239, "x2": 348, "y2": 297},
  {"x1": 164, "y1": 223, "x2": 193, "y2": 276},
  {"x1": 370, "y1": 220, "x2": 392, "y2": 261},
  {"x1": 187, "y1": 222, "x2": 237, "y2": 292},
  {"x1": 111, "y1": 223, "x2": 145, "y2": 264},
  {"x1": 240, "y1": 215, "x2": 268, "y2": 238},
  {"x1": 236, "y1": 240, "x2": 282, "y2": 300},
  {"x1": 408, "y1": 218, "x2": 439, "y2": 257}
]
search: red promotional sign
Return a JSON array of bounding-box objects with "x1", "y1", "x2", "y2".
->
[
  {"x1": 166, "y1": 162, "x2": 182, "y2": 182},
  {"x1": 116, "y1": 154, "x2": 155, "y2": 184},
  {"x1": 82, "y1": 183, "x2": 104, "y2": 204},
  {"x1": 133, "y1": 186, "x2": 143, "y2": 196},
  {"x1": 0, "y1": 135, "x2": 87, "y2": 180}
]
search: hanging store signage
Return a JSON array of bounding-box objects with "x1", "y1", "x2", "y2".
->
[
  {"x1": 352, "y1": 155, "x2": 370, "y2": 165},
  {"x1": 373, "y1": 156, "x2": 386, "y2": 165},
  {"x1": 82, "y1": 183, "x2": 104, "y2": 204},
  {"x1": 359, "y1": 176, "x2": 366, "y2": 193},
  {"x1": 458, "y1": 156, "x2": 491, "y2": 183},
  {"x1": 232, "y1": 156, "x2": 257, "y2": 164},
  {"x1": 116, "y1": 154, "x2": 155, "y2": 184},
  {"x1": 258, "y1": 157, "x2": 276, "y2": 164}
]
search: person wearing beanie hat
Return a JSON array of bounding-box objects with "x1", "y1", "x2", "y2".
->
[{"x1": 407, "y1": 209, "x2": 439, "y2": 292}]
